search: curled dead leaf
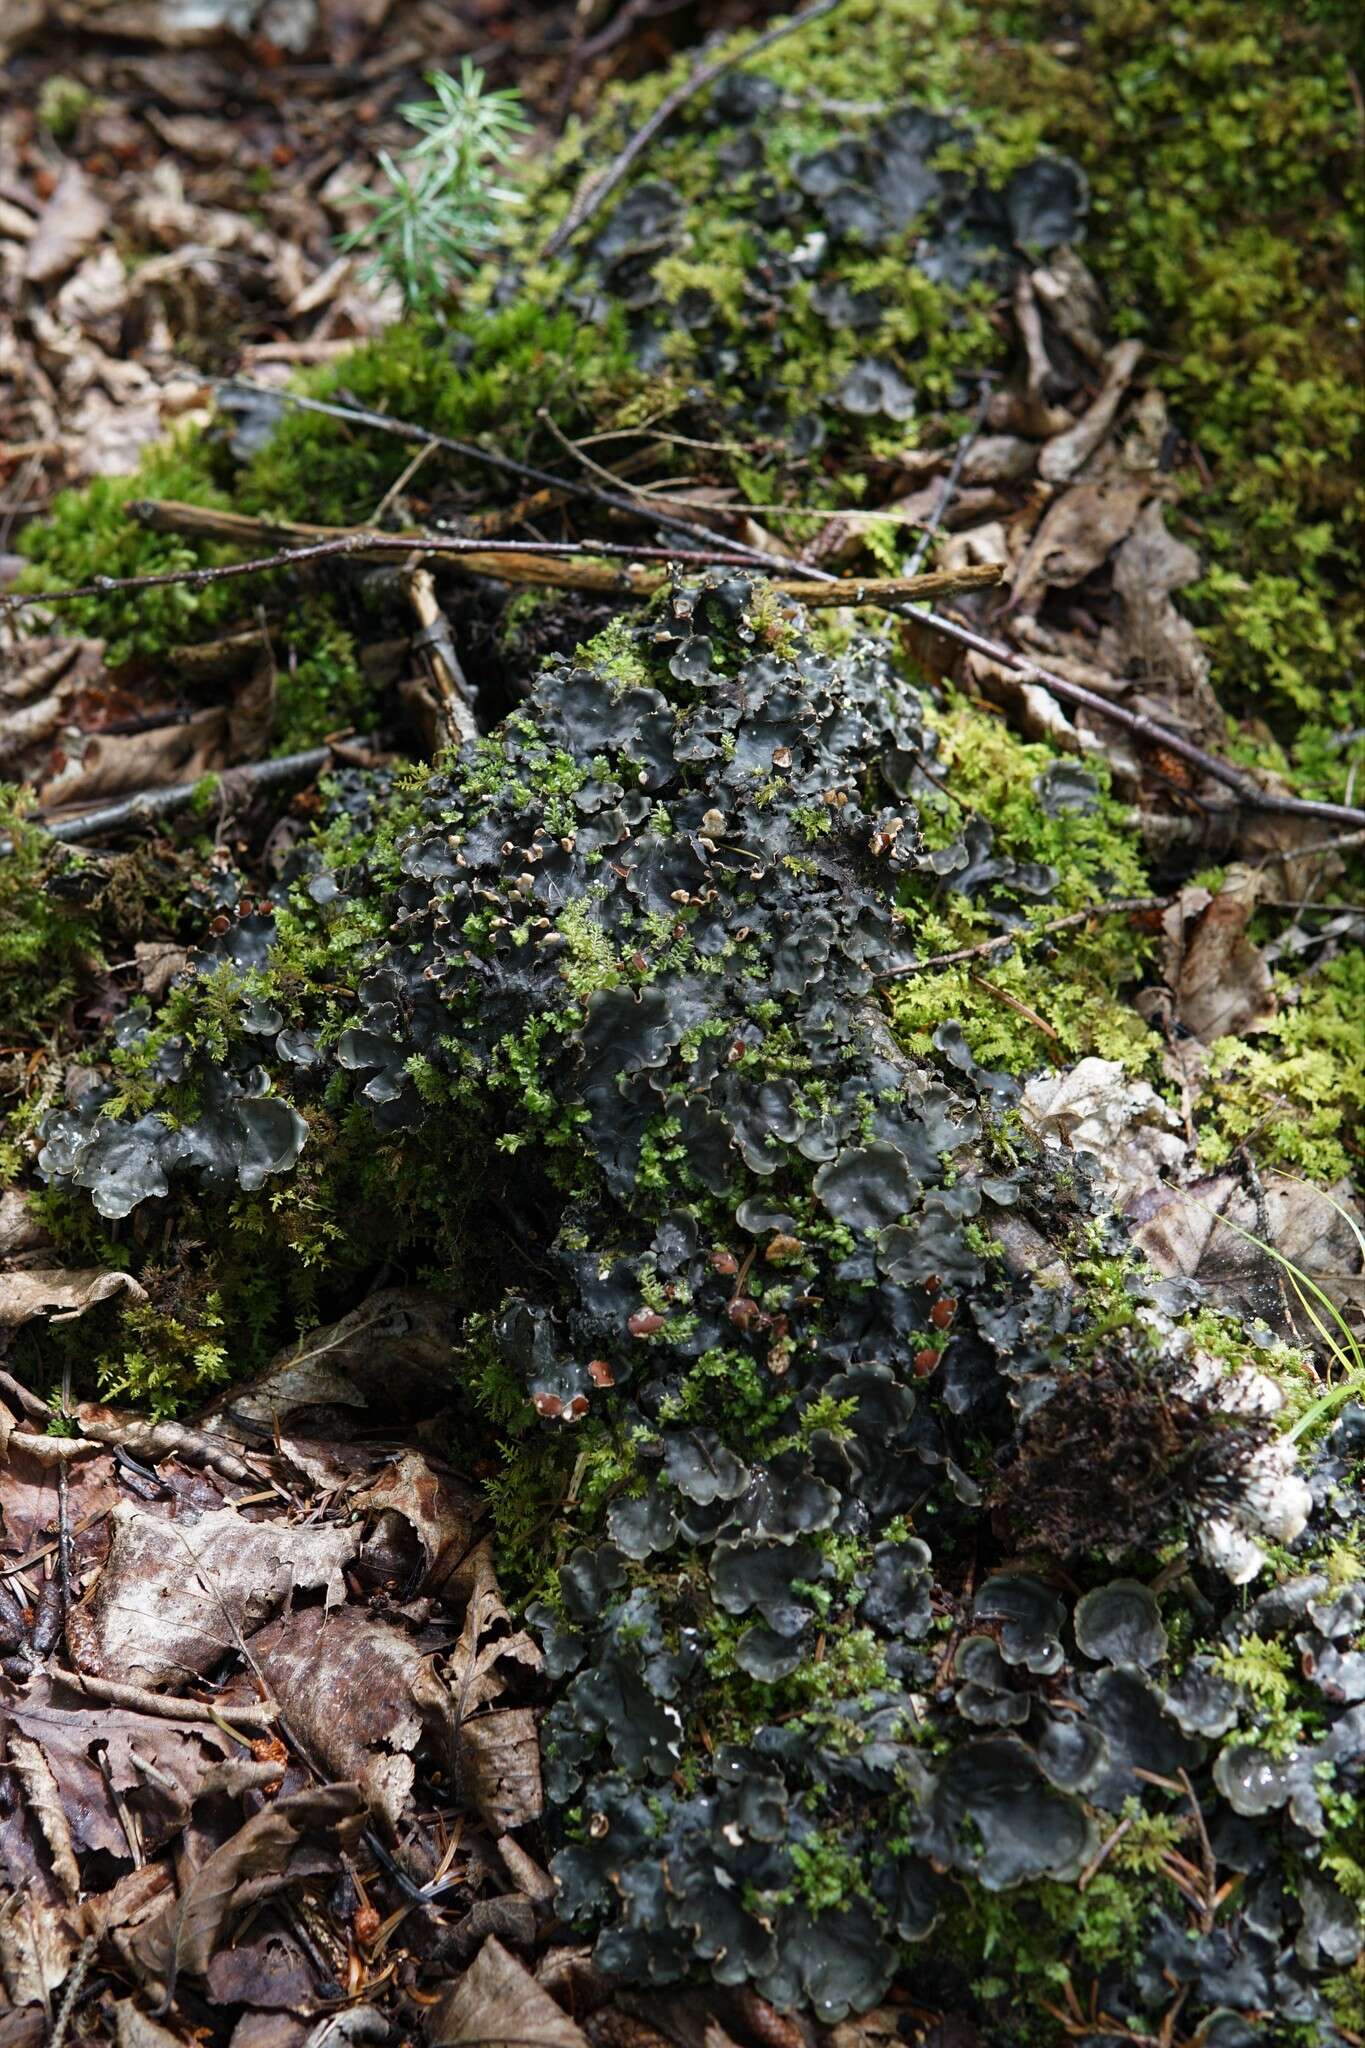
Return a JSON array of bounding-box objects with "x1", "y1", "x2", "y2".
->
[
  {"x1": 431, "y1": 1934, "x2": 588, "y2": 2048},
  {"x1": 66, "y1": 1500, "x2": 359, "y2": 1689},
  {"x1": 127, "y1": 1782, "x2": 366, "y2": 1996},
  {"x1": 0, "y1": 1264, "x2": 147, "y2": 1332}
]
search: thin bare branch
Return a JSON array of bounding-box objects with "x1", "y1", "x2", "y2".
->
[
  {"x1": 51, "y1": 1667, "x2": 280, "y2": 1727},
  {"x1": 203, "y1": 383, "x2": 1365, "y2": 831}
]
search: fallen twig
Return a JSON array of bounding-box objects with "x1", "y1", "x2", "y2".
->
[
  {"x1": 46, "y1": 1933, "x2": 98, "y2": 2048},
  {"x1": 903, "y1": 381, "x2": 992, "y2": 577},
  {"x1": 124, "y1": 500, "x2": 1002, "y2": 608},
  {"x1": 879, "y1": 894, "x2": 1173, "y2": 979},
  {"x1": 203, "y1": 383, "x2": 1365, "y2": 832},
  {"x1": 8, "y1": 744, "x2": 343, "y2": 850},
  {"x1": 50, "y1": 1665, "x2": 279, "y2": 1727},
  {"x1": 541, "y1": 0, "x2": 845, "y2": 259},
  {"x1": 409, "y1": 565, "x2": 478, "y2": 746},
  {"x1": 4, "y1": 499, "x2": 1003, "y2": 626}
]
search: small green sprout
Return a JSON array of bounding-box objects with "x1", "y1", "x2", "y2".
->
[{"x1": 341, "y1": 62, "x2": 529, "y2": 310}]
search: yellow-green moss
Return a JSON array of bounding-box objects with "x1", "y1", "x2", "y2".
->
[
  {"x1": 886, "y1": 697, "x2": 1160, "y2": 1073},
  {"x1": 1195, "y1": 951, "x2": 1365, "y2": 1181}
]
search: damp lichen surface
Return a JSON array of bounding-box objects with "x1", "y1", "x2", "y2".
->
[
  {"x1": 31, "y1": 578, "x2": 1365, "y2": 2041},
  {"x1": 5, "y1": 0, "x2": 1364, "y2": 2038}
]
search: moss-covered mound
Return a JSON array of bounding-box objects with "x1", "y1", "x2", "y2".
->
[
  {"x1": 29, "y1": 577, "x2": 1365, "y2": 2040},
  {"x1": 6, "y1": 1, "x2": 1364, "y2": 2038}
]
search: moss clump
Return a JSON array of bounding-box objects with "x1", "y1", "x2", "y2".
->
[
  {"x1": 885, "y1": 701, "x2": 1160, "y2": 1074},
  {"x1": 956, "y1": 0, "x2": 1362, "y2": 792},
  {"x1": 0, "y1": 788, "x2": 101, "y2": 1050},
  {"x1": 1194, "y1": 950, "x2": 1365, "y2": 1182}
]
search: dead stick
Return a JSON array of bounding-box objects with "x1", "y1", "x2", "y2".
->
[
  {"x1": 879, "y1": 894, "x2": 1173, "y2": 980},
  {"x1": 409, "y1": 564, "x2": 478, "y2": 746},
  {"x1": 133, "y1": 501, "x2": 1002, "y2": 603},
  {"x1": 4, "y1": 744, "x2": 341, "y2": 851},
  {"x1": 11, "y1": 501, "x2": 1006, "y2": 611},
  {"x1": 50, "y1": 1665, "x2": 279, "y2": 1727},
  {"x1": 778, "y1": 568, "x2": 1002, "y2": 605},
  {"x1": 211, "y1": 384, "x2": 1365, "y2": 832},
  {"x1": 542, "y1": 0, "x2": 845, "y2": 259}
]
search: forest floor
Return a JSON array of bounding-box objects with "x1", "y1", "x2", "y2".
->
[{"x1": 0, "y1": 4, "x2": 1363, "y2": 2048}]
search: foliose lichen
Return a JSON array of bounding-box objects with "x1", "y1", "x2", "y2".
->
[{"x1": 34, "y1": 578, "x2": 1365, "y2": 2039}]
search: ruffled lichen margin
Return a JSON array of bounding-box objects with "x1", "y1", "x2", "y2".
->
[{"x1": 5, "y1": 1, "x2": 1365, "y2": 2041}]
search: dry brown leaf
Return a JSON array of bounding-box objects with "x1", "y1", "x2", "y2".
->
[
  {"x1": 114, "y1": 1999, "x2": 191, "y2": 2048},
  {"x1": 135, "y1": 941, "x2": 190, "y2": 1002},
  {"x1": 431, "y1": 1934, "x2": 589, "y2": 2048},
  {"x1": 458, "y1": 1708, "x2": 543, "y2": 1834},
  {"x1": 66, "y1": 1500, "x2": 359, "y2": 1689},
  {"x1": 447, "y1": 1536, "x2": 543, "y2": 1715},
  {"x1": 1037, "y1": 338, "x2": 1144, "y2": 482},
  {"x1": 6, "y1": 1733, "x2": 82, "y2": 1899},
  {"x1": 23, "y1": 162, "x2": 109, "y2": 287},
  {"x1": 1106, "y1": 500, "x2": 1223, "y2": 735},
  {"x1": 0, "y1": 1891, "x2": 77, "y2": 2006},
  {"x1": 227, "y1": 647, "x2": 278, "y2": 762},
  {"x1": 1018, "y1": 1056, "x2": 1187, "y2": 1215},
  {"x1": 352, "y1": 1448, "x2": 481, "y2": 1597},
  {"x1": 0, "y1": 1190, "x2": 53, "y2": 1259},
  {"x1": 0, "y1": 1264, "x2": 147, "y2": 1332},
  {"x1": 1167, "y1": 869, "x2": 1277, "y2": 1043},
  {"x1": 7, "y1": 1678, "x2": 237, "y2": 1862},
  {"x1": 1010, "y1": 470, "x2": 1153, "y2": 614},
  {"x1": 242, "y1": 1602, "x2": 455, "y2": 1829},
  {"x1": 200, "y1": 1287, "x2": 458, "y2": 1458},
  {"x1": 36, "y1": 706, "x2": 227, "y2": 815},
  {"x1": 1030, "y1": 248, "x2": 1107, "y2": 367},
  {"x1": 1129, "y1": 1173, "x2": 1365, "y2": 1339},
  {"x1": 127, "y1": 1782, "x2": 365, "y2": 1993},
  {"x1": 205, "y1": 1919, "x2": 316, "y2": 2011}
]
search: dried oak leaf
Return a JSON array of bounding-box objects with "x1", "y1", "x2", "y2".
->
[
  {"x1": 0, "y1": 1265, "x2": 146, "y2": 1331},
  {"x1": 23, "y1": 162, "x2": 108, "y2": 287},
  {"x1": 0, "y1": 1890, "x2": 77, "y2": 2007},
  {"x1": 1166, "y1": 869, "x2": 1276, "y2": 1043},
  {"x1": 447, "y1": 1536, "x2": 544, "y2": 1715},
  {"x1": 200, "y1": 1287, "x2": 458, "y2": 1471},
  {"x1": 6, "y1": 1732, "x2": 81, "y2": 1899},
  {"x1": 66, "y1": 1501, "x2": 359, "y2": 1690},
  {"x1": 6, "y1": 1678, "x2": 237, "y2": 1862},
  {"x1": 1010, "y1": 468, "x2": 1153, "y2": 613},
  {"x1": 36, "y1": 709, "x2": 226, "y2": 816},
  {"x1": 205, "y1": 1917, "x2": 316, "y2": 2011},
  {"x1": 239, "y1": 1603, "x2": 455, "y2": 1831},
  {"x1": 1129, "y1": 1173, "x2": 1364, "y2": 1339},
  {"x1": 458, "y1": 1708, "x2": 544, "y2": 1834},
  {"x1": 113, "y1": 2001, "x2": 190, "y2": 2048},
  {"x1": 126, "y1": 1782, "x2": 365, "y2": 1993},
  {"x1": 431, "y1": 1934, "x2": 588, "y2": 2048},
  {"x1": 352, "y1": 1448, "x2": 482, "y2": 1598}
]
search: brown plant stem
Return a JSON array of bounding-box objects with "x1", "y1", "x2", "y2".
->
[
  {"x1": 6, "y1": 744, "x2": 356, "y2": 850},
  {"x1": 200, "y1": 383, "x2": 1365, "y2": 831},
  {"x1": 50, "y1": 1666, "x2": 280, "y2": 1727}
]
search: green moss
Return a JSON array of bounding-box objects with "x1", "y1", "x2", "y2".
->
[
  {"x1": 944, "y1": 1869, "x2": 1157, "y2": 2036},
  {"x1": 964, "y1": 0, "x2": 1361, "y2": 785},
  {"x1": 1195, "y1": 951, "x2": 1365, "y2": 1181},
  {"x1": 0, "y1": 788, "x2": 101, "y2": 1052},
  {"x1": 97, "y1": 1296, "x2": 231, "y2": 1415},
  {"x1": 886, "y1": 698, "x2": 1160, "y2": 1073}
]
